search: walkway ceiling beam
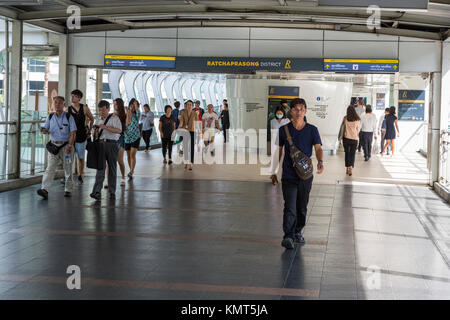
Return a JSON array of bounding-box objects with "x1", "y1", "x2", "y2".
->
[{"x1": 68, "y1": 20, "x2": 441, "y2": 40}]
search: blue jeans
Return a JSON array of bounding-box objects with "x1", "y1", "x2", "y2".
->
[{"x1": 281, "y1": 177, "x2": 313, "y2": 240}]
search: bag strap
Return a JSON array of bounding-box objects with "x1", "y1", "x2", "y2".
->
[
  {"x1": 283, "y1": 124, "x2": 311, "y2": 160},
  {"x1": 283, "y1": 125, "x2": 294, "y2": 147},
  {"x1": 97, "y1": 114, "x2": 113, "y2": 140}
]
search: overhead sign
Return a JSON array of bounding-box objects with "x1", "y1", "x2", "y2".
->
[
  {"x1": 175, "y1": 57, "x2": 322, "y2": 73},
  {"x1": 398, "y1": 90, "x2": 425, "y2": 121},
  {"x1": 318, "y1": 0, "x2": 428, "y2": 9},
  {"x1": 324, "y1": 59, "x2": 399, "y2": 72},
  {"x1": 104, "y1": 55, "x2": 176, "y2": 69}
]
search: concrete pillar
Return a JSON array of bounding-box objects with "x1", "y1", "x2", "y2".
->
[
  {"x1": 8, "y1": 20, "x2": 22, "y2": 179},
  {"x1": 58, "y1": 34, "x2": 68, "y2": 103},
  {"x1": 439, "y1": 40, "x2": 450, "y2": 185},
  {"x1": 95, "y1": 68, "x2": 103, "y2": 113},
  {"x1": 428, "y1": 70, "x2": 442, "y2": 186},
  {"x1": 77, "y1": 67, "x2": 87, "y2": 105}
]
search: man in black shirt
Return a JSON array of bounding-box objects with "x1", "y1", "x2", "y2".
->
[
  {"x1": 68, "y1": 89, "x2": 94, "y2": 184},
  {"x1": 219, "y1": 100, "x2": 230, "y2": 143}
]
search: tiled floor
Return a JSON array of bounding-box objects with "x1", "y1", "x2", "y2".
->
[{"x1": 0, "y1": 141, "x2": 448, "y2": 300}]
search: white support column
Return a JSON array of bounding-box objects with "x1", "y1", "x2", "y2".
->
[
  {"x1": 58, "y1": 34, "x2": 69, "y2": 103},
  {"x1": 428, "y1": 70, "x2": 442, "y2": 186},
  {"x1": 8, "y1": 20, "x2": 22, "y2": 179},
  {"x1": 77, "y1": 67, "x2": 87, "y2": 104}
]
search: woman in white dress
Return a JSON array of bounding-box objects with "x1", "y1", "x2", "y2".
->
[{"x1": 269, "y1": 107, "x2": 291, "y2": 183}]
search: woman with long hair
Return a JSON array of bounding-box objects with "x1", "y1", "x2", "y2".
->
[
  {"x1": 340, "y1": 105, "x2": 361, "y2": 176},
  {"x1": 381, "y1": 106, "x2": 400, "y2": 157},
  {"x1": 124, "y1": 98, "x2": 141, "y2": 179},
  {"x1": 114, "y1": 98, "x2": 127, "y2": 186},
  {"x1": 104, "y1": 98, "x2": 127, "y2": 188}
]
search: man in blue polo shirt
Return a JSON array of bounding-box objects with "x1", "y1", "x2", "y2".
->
[
  {"x1": 271, "y1": 98, "x2": 324, "y2": 249},
  {"x1": 37, "y1": 96, "x2": 77, "y2": 199}
]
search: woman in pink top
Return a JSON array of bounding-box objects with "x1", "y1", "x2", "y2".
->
[{"x1": 341, "y1": 106, "x2": 361, "y2": 176}]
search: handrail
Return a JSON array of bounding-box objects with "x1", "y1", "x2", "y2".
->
[{"x1": 399, "y1": 122, "x2": 426, "y2": 153}]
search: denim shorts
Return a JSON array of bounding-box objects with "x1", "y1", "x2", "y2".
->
[
  {"x1": 117, "y1": 135, "x2": 125, "y2": 149},
  {"x1": 74, "y1": 141, "x2": 87, "y2": 159}
]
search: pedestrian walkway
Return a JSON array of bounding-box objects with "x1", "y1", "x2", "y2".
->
[{"x1": 0, "y1": 144, "x2": 448, "y2": 299}]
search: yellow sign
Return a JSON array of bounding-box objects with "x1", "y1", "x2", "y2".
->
[
  {"x1": 104, "y1": 55, "x2": 176, "y2": 61},
  {"x1": 206, "y1": 60, "x2": 259, "y2": 67},
  {"x1": 284, "y1": 59, "x2": 292, "y2": 69}
]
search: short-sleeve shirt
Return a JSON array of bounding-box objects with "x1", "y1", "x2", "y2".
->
[
  {"x1": 160, "y1": 115, "x2": 176, "y2": 140},
  {"x1": 202, "y1": 112, "x2": 219, "y2": 129},
  {"x1": 141, "y1": 110, "x2": 154, "y2": 131},
  {"x1": 193, "y1": 107, "x2": 204, "y2": 121},
  {"x1": 124, "y1": 110, "x2": 141, "y2": 143},
  {"x1": 276, "y1": 122, "x2": 322, "y2": 180},
  {"x1": 171, "y1": 108, "x2": 180, "y2": 128},
  {"x1": 43, "y1": 111, "x2": 77, "y2": 142},
  {"x1": 94, "y1": 114, "x2": 122, "y2": 141}
]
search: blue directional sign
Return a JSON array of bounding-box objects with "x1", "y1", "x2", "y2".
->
[
  {"x1": 324, "y1": 59, "x2": 399, "y2": 72},
  {"x1": 104, "y1": 55, "x2": 176, "y2": 69}
]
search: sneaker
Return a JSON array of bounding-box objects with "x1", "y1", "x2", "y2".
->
[
  {"x1": 281, "y1": 238, "x2": 294, "y2": 249},
  {"x1": 128, "y1": 172, "x2": 133, "y2": 180},
  {"x1": 294, "y1": 234, "x2": 306, "y2": 244},
  {"x1": 364, "y1": 157, "x2": 369, "y2": 161},
  {"x1": 109, "y1": 193, "x2": 116, "y2": 199},
  {"x1": 78, "y1": 175, "x2": 83, "y2": 184},
  {"x1": 90, "y1": 192, "x2": 101, "y2": 201},
  {"x1": 64, "y1": 192, "x2": 71, "y2": 197},
  {"x1": 163, "y1": 158, "x2": 167, "y2": 164},
  {"x1": 120, "y1": 178, "x2": 126, "y2": 187},
  {"x1": 37, "y1": 189, "x2": 48, "y2": 200},
  {"x1": 168, "y1": 159, "x2": 172, "y2": 165}
]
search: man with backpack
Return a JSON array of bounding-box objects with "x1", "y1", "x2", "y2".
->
[{"x1": 37, "y1": 96, "x2": 77, "y2": 199}]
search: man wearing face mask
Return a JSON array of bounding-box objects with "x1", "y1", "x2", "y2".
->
[{"x1": 269, "y1": 107, "x2": 290, "y2": 178}]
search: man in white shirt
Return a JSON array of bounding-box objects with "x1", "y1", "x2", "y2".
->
[
  {"x1": 90, "y1": 100, "x2": 123, "y2": 200},
  {"x1": 202, "y1": 104, "x2": 220, "y2": 156},
  {"x1": 360, "y1": 105, "x2": 378, "y2": 161},
  {"x1": 355, "y1": 100, "x2": 365, "y2": 152}
]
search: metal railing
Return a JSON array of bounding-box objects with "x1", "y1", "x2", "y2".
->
[
  {"x1": 439, "y1": 130, "x2": 450, "y2": 188},
  {"x1": 0, "y1": 119, "x2": 48, "y2": 180}
]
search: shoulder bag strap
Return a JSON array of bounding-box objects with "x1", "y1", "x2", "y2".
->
[
  {"x1": 97, "y1": 114, "x2": 113, "y2": 141},
  {"x1": 283, "y1": 125, "x2": 294, "y2": 147}
]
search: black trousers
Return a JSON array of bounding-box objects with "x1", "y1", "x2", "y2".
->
[
  {"x1": 162, "y1": 138, "x2": 173, "y2": 159},
  {"x1": 142, "y1": 128, "x2": 153, "y2": 150},
  {"x1": 223, "y1": 124, "x2": 230, "y2": 143},
  {"x1": 361, "y1": 131, "x2": 373, "y2": 159},
  {"x1": 343, "y1": 137, "x2": 358, "y2": 168},
  {"x1": 282, "y1": 177, "x2": 313, "y2": 240},
  {"x1": 183, "y1": 131, "x2": 195, "y2": 163},
  {"x1": 357, "y1": 131, "x2": 363, "y2": 151}
]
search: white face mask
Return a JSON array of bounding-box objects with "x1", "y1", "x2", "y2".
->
[{"x1": 276, "y1": 113, "x2": 283, "y2": 119}]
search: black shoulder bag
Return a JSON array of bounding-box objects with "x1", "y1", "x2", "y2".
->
[
  {"x1": 86, "y1": 114, "x2": 112, "y2": 170},
  {"x1": 45, "y1": 112, "x2": 71, "y2": 155},
  {"x1": 283, "y1": 125, "x2": 314, "y2": 180}
]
